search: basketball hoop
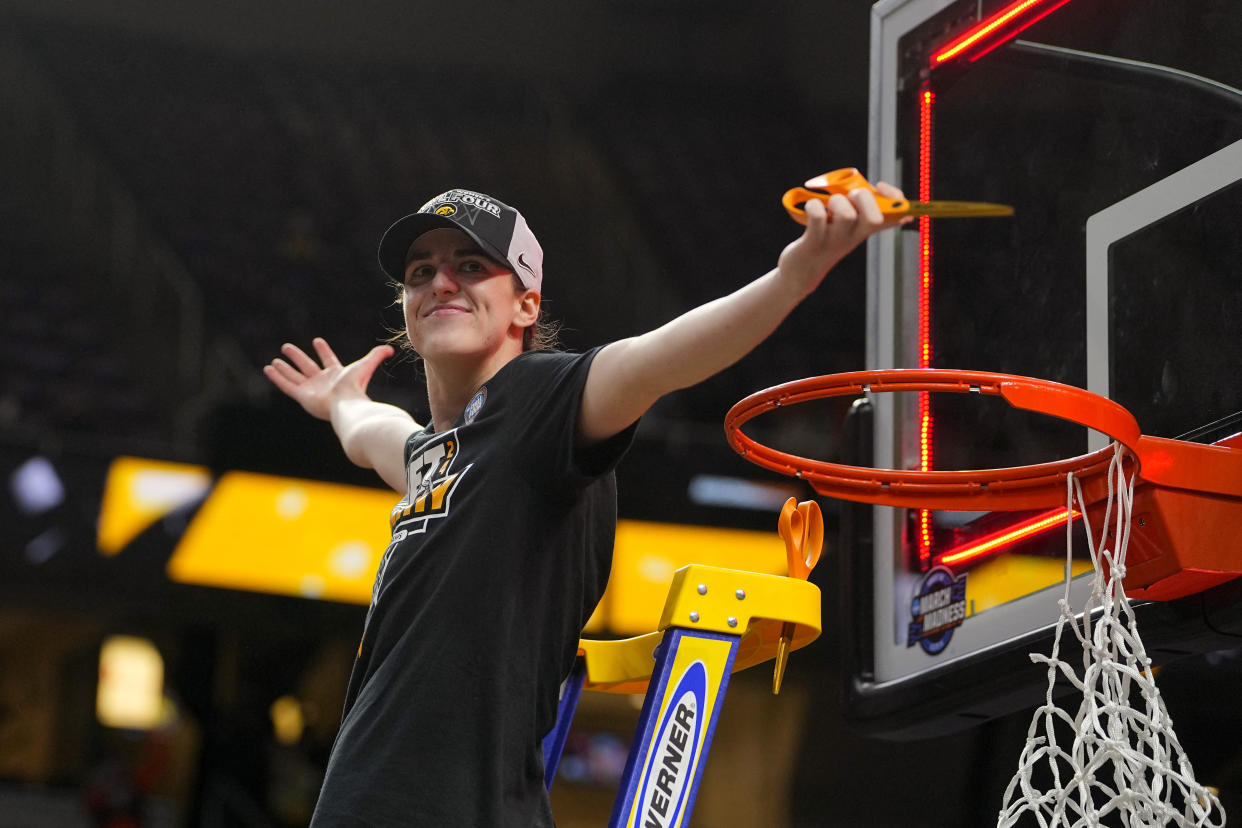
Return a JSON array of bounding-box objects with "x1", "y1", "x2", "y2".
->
[
  {"x1": 725, "y1": 369, "x2": 1144, "y2": 511},
  {"x1": 727, "y1": 369, "x2": 1241, "y2": 824},
  {"x1": 725, "y1": 368, "x2": 1242, "y2": 599}
]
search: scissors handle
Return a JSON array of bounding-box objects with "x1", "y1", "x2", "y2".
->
[
  {"x1": 778, "y1": 497, "x2": 823, "y2": 580},
  {"x1": 781, "y1": 168, "x2": 909, "y2": 225}
]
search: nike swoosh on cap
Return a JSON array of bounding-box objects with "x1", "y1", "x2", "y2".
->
[{"x1": 516, "y1": 253, "x2": 536, "y2": 274}]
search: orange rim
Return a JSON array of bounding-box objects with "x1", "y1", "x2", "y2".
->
[{"x1": 724, "y1": 369, "x2": 1143, "y2": 511}]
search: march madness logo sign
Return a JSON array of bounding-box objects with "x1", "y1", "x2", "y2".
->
[{"x1": 907, "y1": 566, "x2": 968, "y2": 655}]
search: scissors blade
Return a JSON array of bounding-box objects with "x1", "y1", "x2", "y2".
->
[{"x1": 900, "y1": 200, "x2": 1014, "y2": 218}]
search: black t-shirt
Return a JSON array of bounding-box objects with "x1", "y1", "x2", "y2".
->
[{"x1": 311, "y1": 348, "x2": 634, "y2": 827}]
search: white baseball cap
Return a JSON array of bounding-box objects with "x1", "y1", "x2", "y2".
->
[{"x1": 378, "y1": 189, "x2": 543, "y2": 291}]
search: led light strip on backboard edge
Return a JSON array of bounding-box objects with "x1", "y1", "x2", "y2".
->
[{"x1": 864, "y1": 0, "x2": 1095, "y2": 729}]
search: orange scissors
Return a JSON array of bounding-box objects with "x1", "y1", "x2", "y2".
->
[
  {"x1": 782, "y1": 167, "x2": 1014, "y2": 225},
  {"x1": 773, "y1": 497, "x2": 823, "y2": 694},
  {"x1": 779, "y1": 497, "x2": 823, "y2": 581}
]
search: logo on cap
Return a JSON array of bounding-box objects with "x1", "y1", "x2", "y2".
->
[
  {"x1": 434, "y1": 205, "x2": 457, "y2": 217},
  {"x1": 517, "y1": 253, "x2": 536, "y2": 275}
]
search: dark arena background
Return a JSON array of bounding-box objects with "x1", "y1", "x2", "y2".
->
[{"x1": 1, "y1": 0, "x2": 1240, "y2": 825}]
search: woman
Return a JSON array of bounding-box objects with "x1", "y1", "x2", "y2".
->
[{"x1": 264, "y1": 183, "x2": 905, "y2": 826}]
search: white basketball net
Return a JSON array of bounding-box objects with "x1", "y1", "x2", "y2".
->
[{"x1": 997, "y1": 445, "x2": 1225, "y2": 827}]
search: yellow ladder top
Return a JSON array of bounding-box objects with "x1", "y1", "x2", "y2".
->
[{"x1": 577, "y1": 563, "x2": 822, "y2": 694}]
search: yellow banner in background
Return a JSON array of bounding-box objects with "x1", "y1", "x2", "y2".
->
[
  {"x1": 100, "y1": 457, "x2": 789, "y2": 633},
  {"x1": 97, "y1": 456, "x2": 212, "y2": 556},
  {"x1": 167, "y1": 470, "x2": 397, "y2": 604},
  {"x1": 965, "y1": 553, "x2": 1094, "y2": 617},
  {"x1": 589, "y1": 522, "x2": 787, "y2": 634}
]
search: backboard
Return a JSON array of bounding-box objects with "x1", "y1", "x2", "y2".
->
[{"x1": 848, "y1": 0, "x2": 1242, "y2": 737}]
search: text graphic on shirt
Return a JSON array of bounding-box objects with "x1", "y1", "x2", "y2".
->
[
  {"x1": 356, "y1": 431, "x2": 474, "y2": 658},
  {"x1": 389, "y1": 429, "x2": 473, "y2": 534},
  {"x1": 368, "y1": 430, "x2": 473, "y2": 618}
]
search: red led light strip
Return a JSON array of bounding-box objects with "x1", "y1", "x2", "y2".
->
[
  {"x1": 911, "y1": 0, "x2": 1078, "y2": 568},
  {"x1": 938, "y1": 508, "x2": 1081, "y2": 567},
  {"x1": 931, "y1": 0, "x2": 1077, "y2": 66},
  {"x1": 917, "y1": 84, "x2": 935, "y2": 565},
  {"x1": 965, "y1": 0, "x2": 1075, "y2": 62}
]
